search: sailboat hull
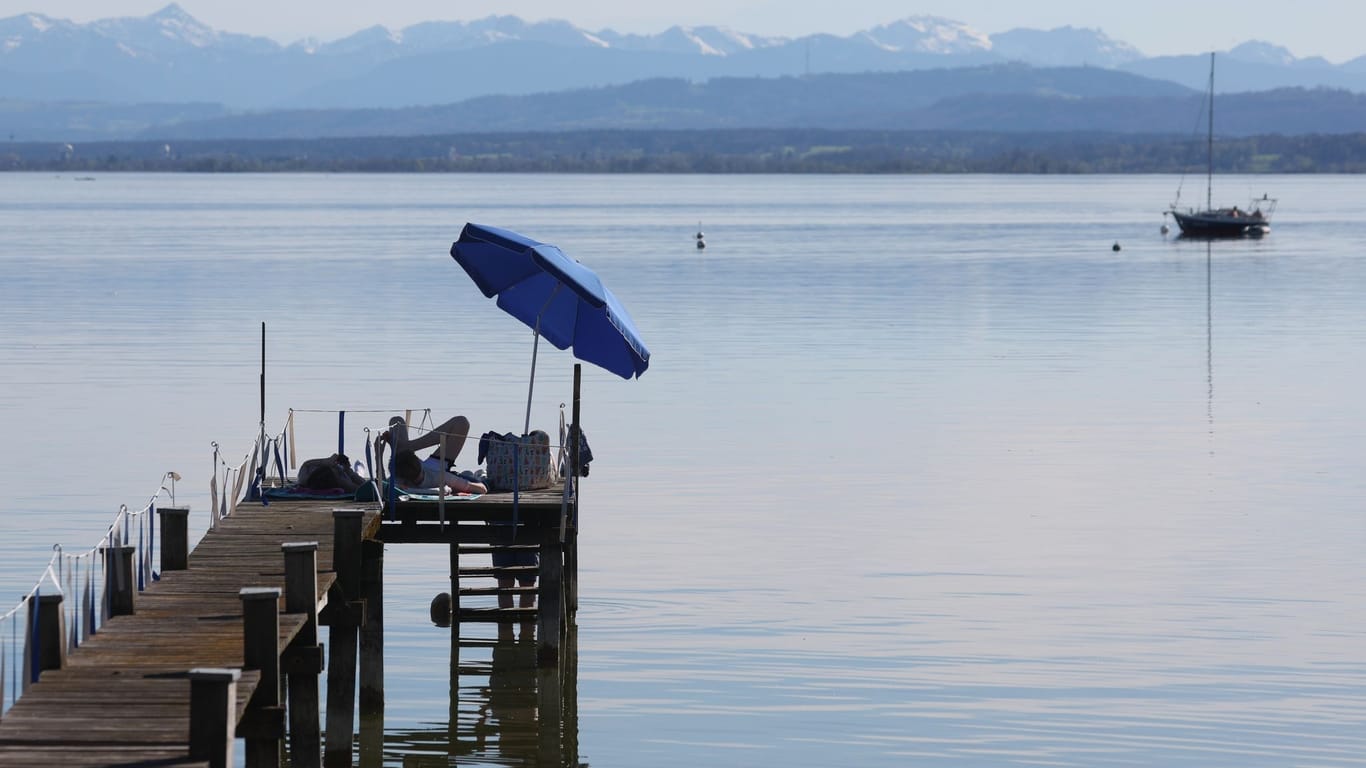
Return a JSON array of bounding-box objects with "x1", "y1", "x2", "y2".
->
[{"x1": 1170, "y1": 209, "x2": 1270, "y2": 238}]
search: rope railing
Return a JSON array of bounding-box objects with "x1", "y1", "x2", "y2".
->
[
  {"x1": 0, "y1": 471, "x2": 179, "y2": 718},
  {"x1": 211, "y1": 408, "x2": 438, "y2": 525}
]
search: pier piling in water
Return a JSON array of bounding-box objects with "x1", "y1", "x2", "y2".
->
[
  {"x1": 324, "y1": 509, "x2": 366, "y2": 767},
  {"x1": 359, "y1": 538, "x2": 385, "y2": 714},
  {"x1": 240, "y1": 587, "x2": 283, "y2": 767},
  {"x1": 283, "y1": 540, "x2": 323, "y2": 768}
]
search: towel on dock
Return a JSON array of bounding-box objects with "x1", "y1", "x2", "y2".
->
[
  {"x1": 398, "y1": 490, "x2": 484, "y2": 502},
  {"x1": 261, "y1": 484, "x2": 356, "y2": 501}
]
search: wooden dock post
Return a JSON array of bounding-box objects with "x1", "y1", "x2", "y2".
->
[
  {"x1": 32, "y1": 593, "x2": 66, "y2": 674},
  {"x1": 241, "y1": 587, "x2": 283, "y2": 768},
  {"x1": 567, "y1": 363, "x2": 582, "y2": 616},
  {"x1": 359, "y1": 537, "x2": 385, "y2": 766},
  {"x1": 104, "y1": 545, "x2": 136, "y2": 616},
  {"x1": 359, "y1": 538, "x2": 385, "y2": 713},
  {"x1": 449, "y1": 540, "x2": 460, "y2": 626},
  {"x1": 324, "y1": 509, "x2": 364, "y2": 768},
  {"x1": 188, "y1": 667, "x2": 241, "y2": 768},
  {"x1": 157, "y1": 506, "x2": 191, "y2": 571},
  {"x1": 536, "y1": 528, "x2": 564, "y2": 667},
  {"x1": 282, "y1": 541, "x2": 322, "y2": 768}
]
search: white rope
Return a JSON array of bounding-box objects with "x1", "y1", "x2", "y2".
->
[
  {"x1": 229, "y1": 457, "x2": 246, "y2": 518},
  {"x1": 0, "y1": 469, "x2": 176, "y2": 645}
]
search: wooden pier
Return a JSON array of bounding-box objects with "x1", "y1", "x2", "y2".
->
[{"x1": 0, "y1": 484, "x2": 578, "y2": 767}]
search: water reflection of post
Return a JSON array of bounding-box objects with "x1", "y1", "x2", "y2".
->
[
  {"x1": 447, "y1": 611, "x2": 458, "y2": 761},
  {"x1": 1206, "y1": 242, "x2": 1215, "y2": 448},
  {"x1": 445, "y1": 621, "x2": 578, "y2": 765},
  {"x1": 563, "y1": 625, "x2": 580, "y2": 759}
]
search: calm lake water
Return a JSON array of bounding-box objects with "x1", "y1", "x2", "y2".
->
[{"x1": 2, "y1": 172, "x2": 1365, "y2": 766}]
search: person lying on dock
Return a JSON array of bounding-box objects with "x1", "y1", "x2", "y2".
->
[
  {"x1": 380, "y1": 415, "x2": 488, "y2": 494},
  {"x1": 297, "y1": 453, "x2": 369, "y2": 493}
]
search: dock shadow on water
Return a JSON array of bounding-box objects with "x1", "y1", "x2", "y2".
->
[{"x1": 359, "y1": 620, "x2": 580, "y2": 767}]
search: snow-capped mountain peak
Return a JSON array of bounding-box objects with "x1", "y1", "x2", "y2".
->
[
  {"x1": 593, "y1": 24, "x2": 786, "y2": 55},
  {"x1": 989, "y1": 26, "x2": 1144, "y2": 67},
  {"x1": 23, "y1": 12, "x2": 52, "y2": 32},
  {"x1": 148, "y1": 3, "x2": 216, "y2": 47},
  {"x1": 865, "y1": 16, "x2": 991, "y2": 54},
  {"x1": 84, "y1": 3, "x2": 218, "y2": 49},
  {"x1": 1227, "y1": 40, "x2": 1297, "y2": 66}
]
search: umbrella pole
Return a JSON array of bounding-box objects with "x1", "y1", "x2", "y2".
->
[
  {"x1": 514, "y1": 324, "x2": 544, "y2": 537},
  {"x1": 524, "y1": 326, "x2": 541, "y2": 436}
]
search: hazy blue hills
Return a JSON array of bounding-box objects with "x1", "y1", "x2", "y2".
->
[
  {"x1": 8, "y1": 65, "x2": 1366, "y2": 143},
  {"x1": 138, "y1": 67, "x2": 1196, "y2": 139}
]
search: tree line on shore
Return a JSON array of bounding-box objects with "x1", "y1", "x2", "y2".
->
[{"x1": 4, "y1": 130, "x2": 1366, "y2": 173}]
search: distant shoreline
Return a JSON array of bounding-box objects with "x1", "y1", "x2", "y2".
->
[{"x1": 5, "y1": 130, "x2": 1366, "y2": 174}]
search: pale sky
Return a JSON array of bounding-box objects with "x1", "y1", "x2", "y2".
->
[{"x1": 3, "y1": 0, "x2": 1360, "y2": 63}]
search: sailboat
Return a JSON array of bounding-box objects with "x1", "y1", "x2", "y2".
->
[{"x1": 1166, "y1": 52, "x2": 1276, "y2": 238}]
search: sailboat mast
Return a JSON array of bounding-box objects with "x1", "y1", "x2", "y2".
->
[{"x1": 1207, "y1": 52, "x2": 1215, "y2": 212}]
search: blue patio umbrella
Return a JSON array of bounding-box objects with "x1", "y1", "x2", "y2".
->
[{"x1": 450, "y1": 223, "x2": 650, "y2": 435}]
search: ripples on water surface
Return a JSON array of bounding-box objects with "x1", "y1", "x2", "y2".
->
[{"x1": 1, "y1": 173, "x2": 1365, "y2": 766}]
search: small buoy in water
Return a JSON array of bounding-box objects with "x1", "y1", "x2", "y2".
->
[
  {"x1": 696, "y1": 237, "x2": 706, "y2": 250},
  {"x1": 430, "y1": 592, "x2": 452, "y2": 626},
  {"x1": 1160, "y1": 223, "x2": 1170, "y2": 235},
  {"x1": 1112, "y1": 242, "x2": 1122, "y2": 252}
]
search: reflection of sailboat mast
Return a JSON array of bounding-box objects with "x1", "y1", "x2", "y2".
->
[{"x1": 1206, "y1": 243, "x2": 1214, "y2": 446}]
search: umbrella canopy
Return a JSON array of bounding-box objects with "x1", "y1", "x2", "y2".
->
[{"x1": 450, "y1": 223, "x2": 650, "y2": 380}]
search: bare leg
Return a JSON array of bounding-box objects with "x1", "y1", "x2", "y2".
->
[
  {"x1": 386, "y1": 416, "x2": 412, "y2": 449},
  {"x1": 497, "y1": 576, "x2": 514, "y2": 609},
  {"x1": 389, "y1": 416, "x2": 472, "y2": 462},
  {"x1": 519, "y1": 580, "x2": 536, "y2": 609}
]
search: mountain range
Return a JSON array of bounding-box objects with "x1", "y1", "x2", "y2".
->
[
  {"x1": 6, "y1": 5, "x2": 1366, "y2": 108},
  {"x1": 4, "y1": 5, "x2": 1366, "y2": 142}
]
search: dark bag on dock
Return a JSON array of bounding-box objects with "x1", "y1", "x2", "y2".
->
[
  {"x1": 556, "y1": 409, "x2": 593, "y2": 478},
  {"x1": 561, "y1": 423, "x2": 593, "y2": 478}
]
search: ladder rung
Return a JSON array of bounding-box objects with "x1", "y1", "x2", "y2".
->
[
  {"x1": 457, "y1": 607, "x2": 538, "y2": 622},
  {"x1": 458, "y1": 544, "x2": 540, "y2": 554},
  {"x1": 459, "y1": 586, "x2": 537, "y2": 596},
  {"x1": 458, "y1": 566, "x2": 539, "y2": 577}
]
